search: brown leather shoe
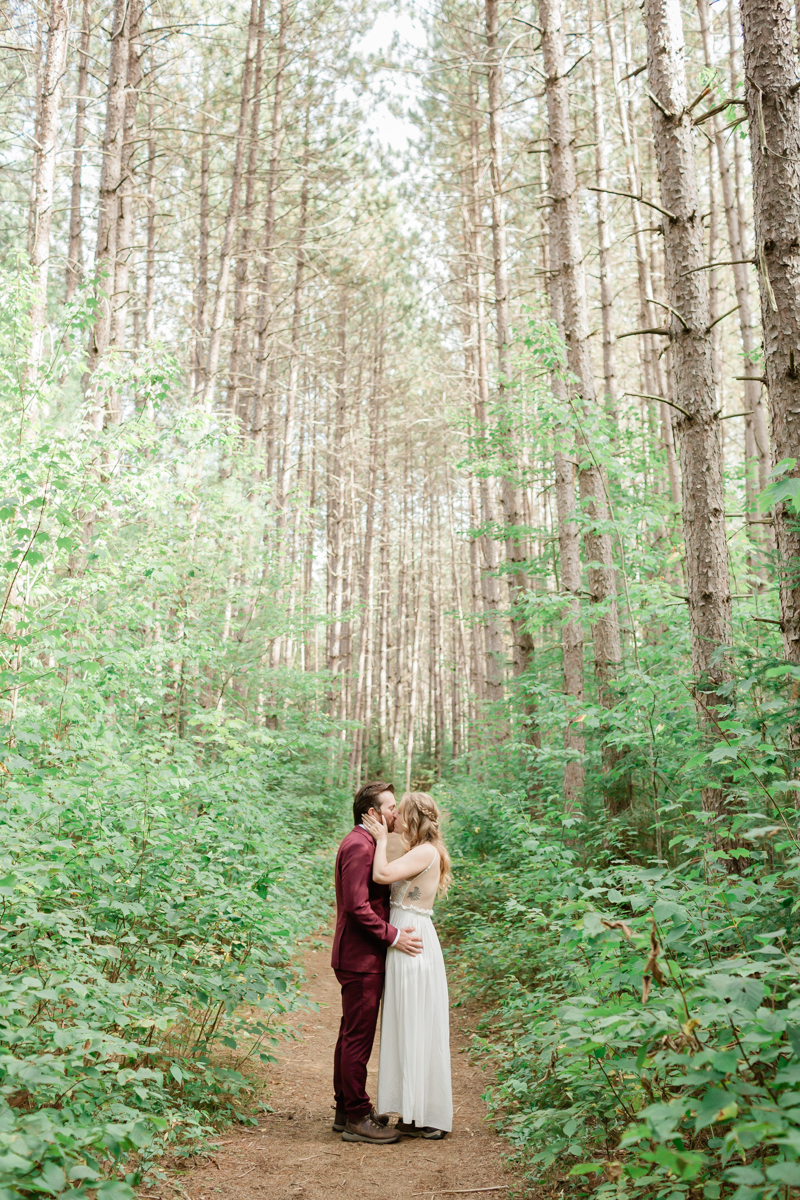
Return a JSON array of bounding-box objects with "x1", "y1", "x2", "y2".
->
[
  {"x1": 342, "y1": 1114, "x2": 399, "y2": 1144},
  {"x1": 333, "y1": 1105, "x2": 388, "y2": 1133},
  {"x1": 396, "y1": 1120, "x2": 447, "y2": 1140}
]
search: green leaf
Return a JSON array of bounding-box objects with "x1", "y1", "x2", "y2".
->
[
  {"x1": 569, "y1": 1164, "x2": 604, "y2": 1176},
  {"x1": 724, "y1": 1167, "x2": 765, "y2": 1185},
  {"x1": 39, "y1": 1162, "x2": 66, "y2": 1192},
  {"x1": 693, "y1": 1089, "x2": 739, "y2": 1131},
  {"x1": 95, "y1": 1184, "x2": 136, "y2": 1200},
  {"x1": 787, "y1": 1024, "x2": 800, "y2": 1059},
  {"x1": 705, "y1": 974, "x2": 765, "y2": 1011},
  {"x1": 766, "y1": 1162, "x2": 800, "y2": 1185}
]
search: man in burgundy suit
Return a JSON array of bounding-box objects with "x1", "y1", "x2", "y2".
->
[{"x1": 331, "y1": 780, "x2": 423, "y2": 1144}]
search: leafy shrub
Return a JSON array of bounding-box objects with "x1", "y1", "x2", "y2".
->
[
  {"x1": 439, "y1": 774, "x2": 800, "y2": 1200},
  {"x1": 0, "y1": 302, "x2": 343, "y2": 1198},
  {"x1": 0, "y1": 724, "x2": 335, "y2": 1199}
]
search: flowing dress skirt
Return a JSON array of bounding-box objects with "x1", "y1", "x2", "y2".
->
[{"x1": 377, "y1": 906, "x2": 453, "y2": 1131}]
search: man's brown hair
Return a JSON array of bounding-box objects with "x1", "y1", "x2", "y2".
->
[{"x1": 353, "y1": 780, "x2": 394, "y2": 826}]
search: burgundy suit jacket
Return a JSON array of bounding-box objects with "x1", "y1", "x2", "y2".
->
[{"x1": 331, "y1": 826, "x2": 398, "y2": 973}]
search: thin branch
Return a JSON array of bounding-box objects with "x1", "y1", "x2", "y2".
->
[
  {"x1": 680, "y1": 258, "x2": 753, "y2": 277},
  {"x1": 686, "y1": 84, "x2": 713, "y2": 114},
  {"x1": 647, "y1": 88, "x2": 673, "y2": 119},
  {"x1": 624, "y1": 391, "x2": 692, "y2": 419},
  {"x1": 693, "y1": 97, "x2": 746, "y2": 125},
  {"x1": 707, "y1": 302, "x2": 740, "y2": 332},
  {"x1": 648, "y1": 295, "x2": 690, "y2": 329},
  {"x1": 617, "y1": 326, "x2": 670, "y2": 339},
  {"x1": 587, "y1": 185, "x2": 676, "y2": 221},
  {"x1": 412, "y1": 1189, "x2": 509, "y2": 1197}
]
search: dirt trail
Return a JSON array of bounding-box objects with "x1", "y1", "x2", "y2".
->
[{"x1": 162, "y1": 939, "x2": 532, "y2": 1200}]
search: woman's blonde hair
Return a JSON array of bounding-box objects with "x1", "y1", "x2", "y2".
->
[{"x1": 399, "y1": 792, "x2": 452, "y2": 895}]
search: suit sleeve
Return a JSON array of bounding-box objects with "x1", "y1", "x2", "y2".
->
[{"x1": 339, "y1": 840, "x2": 398, "y2": 947}]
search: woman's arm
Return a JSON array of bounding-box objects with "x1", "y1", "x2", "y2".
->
[{"x1": 362, "y1": 814, "x2": 435, "y2": 883}]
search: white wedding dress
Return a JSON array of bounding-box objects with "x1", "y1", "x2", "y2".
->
[{"x1": 377, "y1": 848, "x2": 453, "y2": 1131}]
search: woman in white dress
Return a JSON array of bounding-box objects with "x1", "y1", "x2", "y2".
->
[{"x1": 362, "y1": 792, "x2": 453, "y2": 1139}]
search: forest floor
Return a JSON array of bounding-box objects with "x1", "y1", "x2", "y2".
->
[{"x1": 155, "y1": 937, "x2": 534, "y2": 1200}]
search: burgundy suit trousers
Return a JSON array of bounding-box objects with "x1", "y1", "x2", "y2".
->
[{"x1": 333, "y1": 969, "x2": 384, "y2": 1118}]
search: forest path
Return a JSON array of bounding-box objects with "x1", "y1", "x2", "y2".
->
[{"x1": 164, "y1": 939, "x2": 533, "y2": 1200}]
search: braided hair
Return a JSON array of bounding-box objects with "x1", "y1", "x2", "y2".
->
[{"x1": 399, "y1": 792, "x2": 452, "y2": 895}]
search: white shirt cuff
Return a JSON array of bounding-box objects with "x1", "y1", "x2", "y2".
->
[{"x1": 390, "y1": 929, "x2": 400, "y2": 947}]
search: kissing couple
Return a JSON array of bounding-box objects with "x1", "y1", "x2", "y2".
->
[{"x1": 331, "y1": 780, "x2": 453, "y2": 1144}]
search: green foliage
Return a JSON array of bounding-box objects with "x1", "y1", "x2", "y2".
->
[
  {"x1": 0, "y1": 730, "x2": 334, "y2": 1199},
  {"x1": 439, "y1": 747, "x2": 800, "y2": 1200},
  {"x1": 0, "y1": 286, "x2": 342, "y2": 1197}
]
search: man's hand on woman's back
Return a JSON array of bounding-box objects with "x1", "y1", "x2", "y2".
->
[{"x1": 396, "y1": 927, "x2": 423, "y2": 956}]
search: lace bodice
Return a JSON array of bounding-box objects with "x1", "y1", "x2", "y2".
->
[{"x1": 390, "y1": 849, "x2": 440, "y2": 916}]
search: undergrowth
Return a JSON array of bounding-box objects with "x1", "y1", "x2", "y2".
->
[{"x1": 439, "y1": 663, "x2": 800, "y2": 1200}]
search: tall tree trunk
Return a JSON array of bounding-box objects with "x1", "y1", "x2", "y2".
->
[
  {"x1": 326, "y1": 297, "x2": 348, "y2": 716},
  {"x1": 697, "y1": 0, "x2": 770, "y2": 530},
  {"x1": 350, "y1": 355, "x2": 380, "y2": 781},
  {"x1": 405, "y1": 564, "x2": 424, "y2": 792},
  {"x1": 485, "y1": 0, "x2": 532, "y2": 683},
  {"x1": 201, "y1": 0, "x2": 260, "y2": 410},
  {"x1": 604, "y1": 0, "x2": 679, "y2": 504},
  {"x1": 467, "y1": 474, "x2": 487, "y2": 707},
  {"x1": 66, "y1": 0, "x2": 91, "y2": 303},
  {"x1": 467, "y1": 106, "x2": 506, "y2": 701},
  {"x1": 27, "y1": 0, "x2": 68, "y2": 381},
  {"x1": 252, "y1": 0, "x2": 289, "y2": 447},
  {"x1": 589, "y1": 0, "x2": 616, "y2": 417},
  {"x1": 110, "y1": 0, "x2": 144, "y2": 383},
  {"x1": 275, "y1": 112, "x2": 310, "y2": 526},
  {"x1": 740, "y1": 0, "x2": 800, "y2": 662},
  {"x1": 86, "y1": 0, "x2": 131, "y2": 426},
  {"x1": 548, "y1": 227, "x2": 586, "y2": 811},
  {"x1": 227, "y1": 0, "x2": 266, "y2": 422},
  {"x1": 378, "y1": 463, "x2": 390, "y2": 768},
  {"x1": 541, "y1": 0, "x2": 622, "y2": 709},
  {"x1": 144, "y1": 91, "x2": 156, "y2": 345},
  {"x1": 645, "y1": 0, "x2": 732, "y2": 740},
  {"x1": 192, "y1": 102, "x2": 211, "y2": 396}
]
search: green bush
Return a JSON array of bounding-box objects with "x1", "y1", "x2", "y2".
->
[
  {"x1": 0, "y1": 293, "x2": 343, "y2": 1198},
  {"x1": 439, "y1": 770, "x2": 800, "y2": 1200},
  {"x1": 0, "y1": 724, "x2": 335, "y2": 1199}
]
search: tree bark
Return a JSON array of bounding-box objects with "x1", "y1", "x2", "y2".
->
[
  {"x1": 144, "y1": 91, "x2": 156, "y2": 345},
  {"x1": 589, "y1": 0, "x2": 617, "y2": 416},
  {"x1": 201, "y1": 0, "x2": 260, "y2": 410},
  {"x1": 110, "y1": 0, "x2": 144, "y2": 379},
  {"x1": 541, "y1": 0, "x2": 622, "y2": 707},
  {"x1": 466, "y1": 107, "x2": 506, "y2": 701},
  {"x1": 86, "y1": 0, "x2": 131, "y2": 426},
  {"x1": 697, "y1": 0, "x2": 770, "y2": 528},
  {"x1": 227, "y1": 0, "x2": 266, "y2": 422},
  {"x1": 66, "y1": 0, "x2": 91, "y2": 303},
  {"x1": 740, "y1": 0, "x2": 800, "y2": 662},
  {"x1": 192, "y1": 102, "x2": 211, "y2": 396},
  {"x1": 350, "y1": 334, "x2": 381, "y2": 781},
  {"x1": 485, "y1": 0, "x2": 533, "y2": 683},
  {"x1": 252, "y1": 0, "x2": 289, "y2": 447},
  {"x1": 27, "y1": 0, "x2": 69, "y2": 380},
  {"x1": 275, "y1": 110, "x2": 310, "y2": 526},
  {"x1": 644, "y1": 0, "x2": 732, "y2": 724},
  {"x1": 548, "y1": 226, "x2": 586, "y2": 811},
  {"x1": 326, "y1": 296, "x2": 348, "y2": 717}
]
